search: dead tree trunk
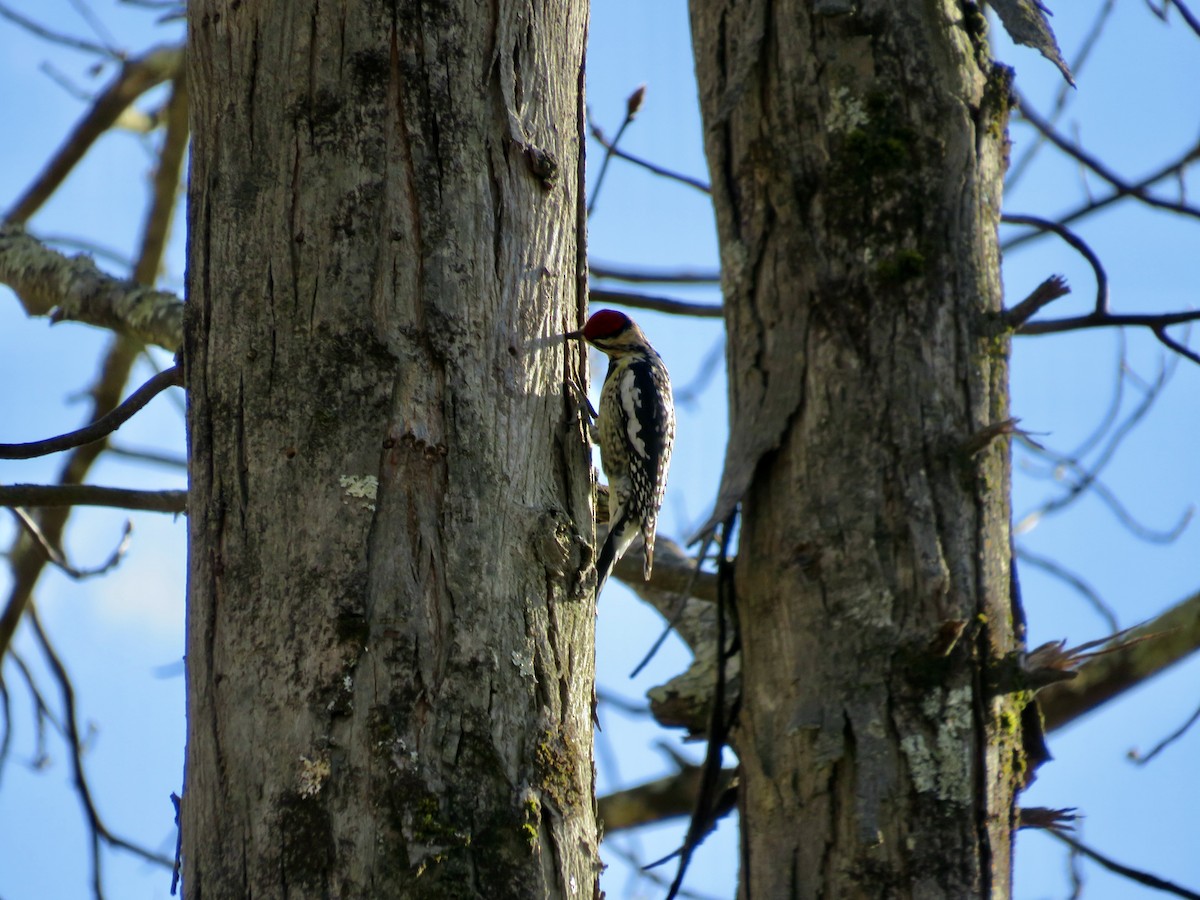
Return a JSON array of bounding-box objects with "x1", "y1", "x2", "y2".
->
[
  {"x1": 689, "y1": 1, "x2": 1022, "y2": 896},
  {"x1": 183, "y1": 2, "x2": 596, "y2": 896}
]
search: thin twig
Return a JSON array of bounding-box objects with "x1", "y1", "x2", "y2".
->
[
  {"x1": 4, "y1": 44, "x2": 184, "y2": 225},
  {"x1": 0, "y1": 341, "x2": 142, "y2": 661},
  {"x1": 0, "y1": 1, "x2": 119, "y2": 58},
  {"x1": 596, "y1": 689, "x2": 651, "y2": 717},
  {"x1": 7, "y1": 650, "x2": 64, "y2": 765},
  {"x1": 1015, "y1": 546, "x2": 1118, "y2": 632},
  {"x1": 1016, "y1": 97, "x2": 1200, "y2": 223},
  {"x1": 1165, "y1": 0, "x2": 1200, "y2": 36},
  {"x1": 663, "y1": 513, "x2": 740, "y2": 900},
  {"x1": 36, "y1": 232, "x2": 135, "y2": 269},
  {"x1": 629, "y1": 532, "x2": 718, "y2": 678},
  {"x1": 587, "y1": 85, "x2": 646, "y2": 216},
  {"x1": 0, "y1": 56, "x2": 188, "y2": 693},
  {"x1": 588, "y1": 120, "x2": 711, "y2": 194},
  {"x1": 1047, "y1": 331, "x2": 1128, "y2": 468},
  {"x1": 1004, "y1": 139, "x2": 1200, "y2": 252},
  {"x1": 1004, "y1": 217, "x2": 1200, "y2": 363},
  {"x1": 141, "y1": 348, "x2": 187, "y2": 416},
  {"x1": 1129, "y1": 699, "x2": 1200, "y2": 765},
  {"x1": 106, "y1": 443, "x2": 188, "y2": 470},
  {"x1": 675, "y1": 337, "x2": 727, "y2": 406},
  {"x1": 604, "y1": 840, "x2": 729, "y2": 900},
  {"x1": 590, "y1": 261, "x2": 721, "y2": 285},
  {"x1": 1048, "y1": 830, "x2": 1200, "y2": 900},
  {"x1": 39, "y1": 61, "x2": 103, "y2": 103},
  {"x1": 1015, "y1": 356, "x2": 1192, "y2": 541},
  {"x1": 1151, "y1": 323, "x2": 1200, "y2": 367},
  {"x1": 9, "y1": 509, "x2": 133, "y2": 579},
  {"x1": 27, "y1": 606, "x2": 176, "y2": 892},
  {"x1": 590, "y1": 288, "x2": 722, "y2": 319},
  {"x1": 66, "y1": 0, "x2": 121, "y2": 54},
  {"x1": 0, "y1": 366, "x2": 182, "y2": 459},
  {"x1": 1007, "y1": 0, "x2": 1117, "y2": 189},
  {"x1": 1002, "y1": 215, "x2": 1108, "y2": 314},
  {"x1": 1085, "y1": 477, "x2": 1193, "y2": 543},
  {"x1": 1003, "y1": 274, "x2": 1070, "y2": 328}
]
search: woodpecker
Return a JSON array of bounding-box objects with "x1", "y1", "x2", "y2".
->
[{"x1": 571, "y1": 309, "x2": 675, "y2": 596}]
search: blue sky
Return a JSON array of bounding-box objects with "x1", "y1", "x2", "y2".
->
[{"x1": 2, "y1": 2, "x2": 1199, "y2": 898}]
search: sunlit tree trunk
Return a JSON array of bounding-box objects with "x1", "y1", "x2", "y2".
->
[
  {"x1": 183, "y1": 2, "x2": 596, "y2": 896},
  {"x1": 689, "y1": 1, "x2": 1021, "y2": 895}
]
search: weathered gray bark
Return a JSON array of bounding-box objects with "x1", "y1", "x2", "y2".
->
[
  {"x1": 183, "y1": 2, "x2": 596, "y2": 897},
  {"x1": 689, "y1": 1, "x2": 1021, "y2": 896}
]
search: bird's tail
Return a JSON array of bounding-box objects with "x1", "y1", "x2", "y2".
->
[{"x1": 595, "y1": 514, "x2": 640, "y2": 598}]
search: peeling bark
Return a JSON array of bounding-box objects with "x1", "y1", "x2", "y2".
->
[{"x1": 183, "y1": 2, "x2": 595, "y2": 896}]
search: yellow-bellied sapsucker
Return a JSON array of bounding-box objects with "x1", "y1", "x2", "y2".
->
[{"x1": 573, "y1": 309, "x2": 675, "y2": 596}]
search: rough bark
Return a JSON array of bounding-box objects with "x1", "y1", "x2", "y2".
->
[
  {"x1": 183, "y1": 2, "x2": 596, "y2": 898},
  {"x1": 689, "y1": 1, "x2": 1020, "y2": 897}
]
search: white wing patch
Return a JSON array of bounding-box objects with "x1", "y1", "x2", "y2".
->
[{"x1": 618, "y1": 368, "x2": 649, "y2": 458}]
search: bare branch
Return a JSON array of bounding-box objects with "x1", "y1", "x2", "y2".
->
[
  {"x1": 1129, "y1": 698, "x2": 1200, "y2": 765},
  {"x1": 1, "y1": 57, "x2": 186, "y2": 669},
  {"x1": 7, "y1": 652, "x2": 65, "y2": 763},
  {"x1": 1041, "y1": 589, "x2": 1200, "y2": 731},
  {"x1": 27, "y1": 606, "x2": 176, "y2": 889},
  {"x1": 0, "y1": 225, "x2": 184, "y2": 350},
  {"x1": 1047, "y1": 830, "x2": 1200, "y2": 900},
  {"x1": 0, "y1": 366, "x2": 182, "y2": 459},
  {"x1": 4, "y1": 44, "x2": 184, "y2": 225},
  {"x1": 1019, "y1": 308, "x2": 1200, "y2": 340},
  {"x1": 675, "y1": 337, "x2": 726, "y2": 406},
  {"x1": 598, "y1": 762, "x2": 737, "y2": 833},
  {"x1": 1151, "y1": 322, "x2": 1200, "y2": 367},
  {"x1": 596, "y1": 689, "x2": 650, "y2": 717},
  {"x1": 588, "y1": 119, "x2": 712, "y2": 194},
  {"x1": 36, "y1": 232, "x2": 135, "y2": 269},
  {"x1": 1015, "y1": 358, "x2": 1193, "y2": 540},
  {"x1": 9, "y1": 508, "x2": 132, "y2": 579},
  {"x1": 0, "y1": 1, "x2": 119, "y2": 58},
  {"x1": 587, "y1": 86, "x2": 646, "y2": 216},
  {"x1": 601, "y1": 841, "x2": 729, "y2": 900},
  {"x1": 66, "y1": 0, "x2": 121, "y2": 55},
  {"x1": 1007, "y1": 0, "x2": 1117, "y2": 189},
  {"x1": 106, "y1": 443, "x2": 188, "y2": 470},
  {"x1": 1004, "y1": 139, "x2": 1200, "y2": 252},
  {"x1": 1084, "y1": 478, "x2": 1193, "y2": 544},
  {"x1": 1003, "y1": 274, "x2": 1071, "y2": 329},
  {"x1": 590, "y1": 261, "x2": 721, "y2": 285},
  {"x1": 1164, "y1": 0, "x2": 1200, "y2": 36},
  {"x1": 1005, "y1": 217, "x2": 1200, "y2": 361},
  {"x1": 590, "y1": 288, "x2": 722, "y2": 319},
  {"x1": 1015, "y1": 546, "x2": 1118, "y2": 632},
  {"x1": 132, "y1": 73, "x2": 189, "y2": 286},
  {"x1": 1002, "y1": 215, "x2": 1108, "y2": 314},
  {"x1": 0, "y1": 484, "x2": 186, "y2": 513},
  {"x1": 1016, "y1": 96, "x2": 1200, "y2": 223},
  {"x1": 1018, "y1": 331, "x2": 1129, "y2": 474}
]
